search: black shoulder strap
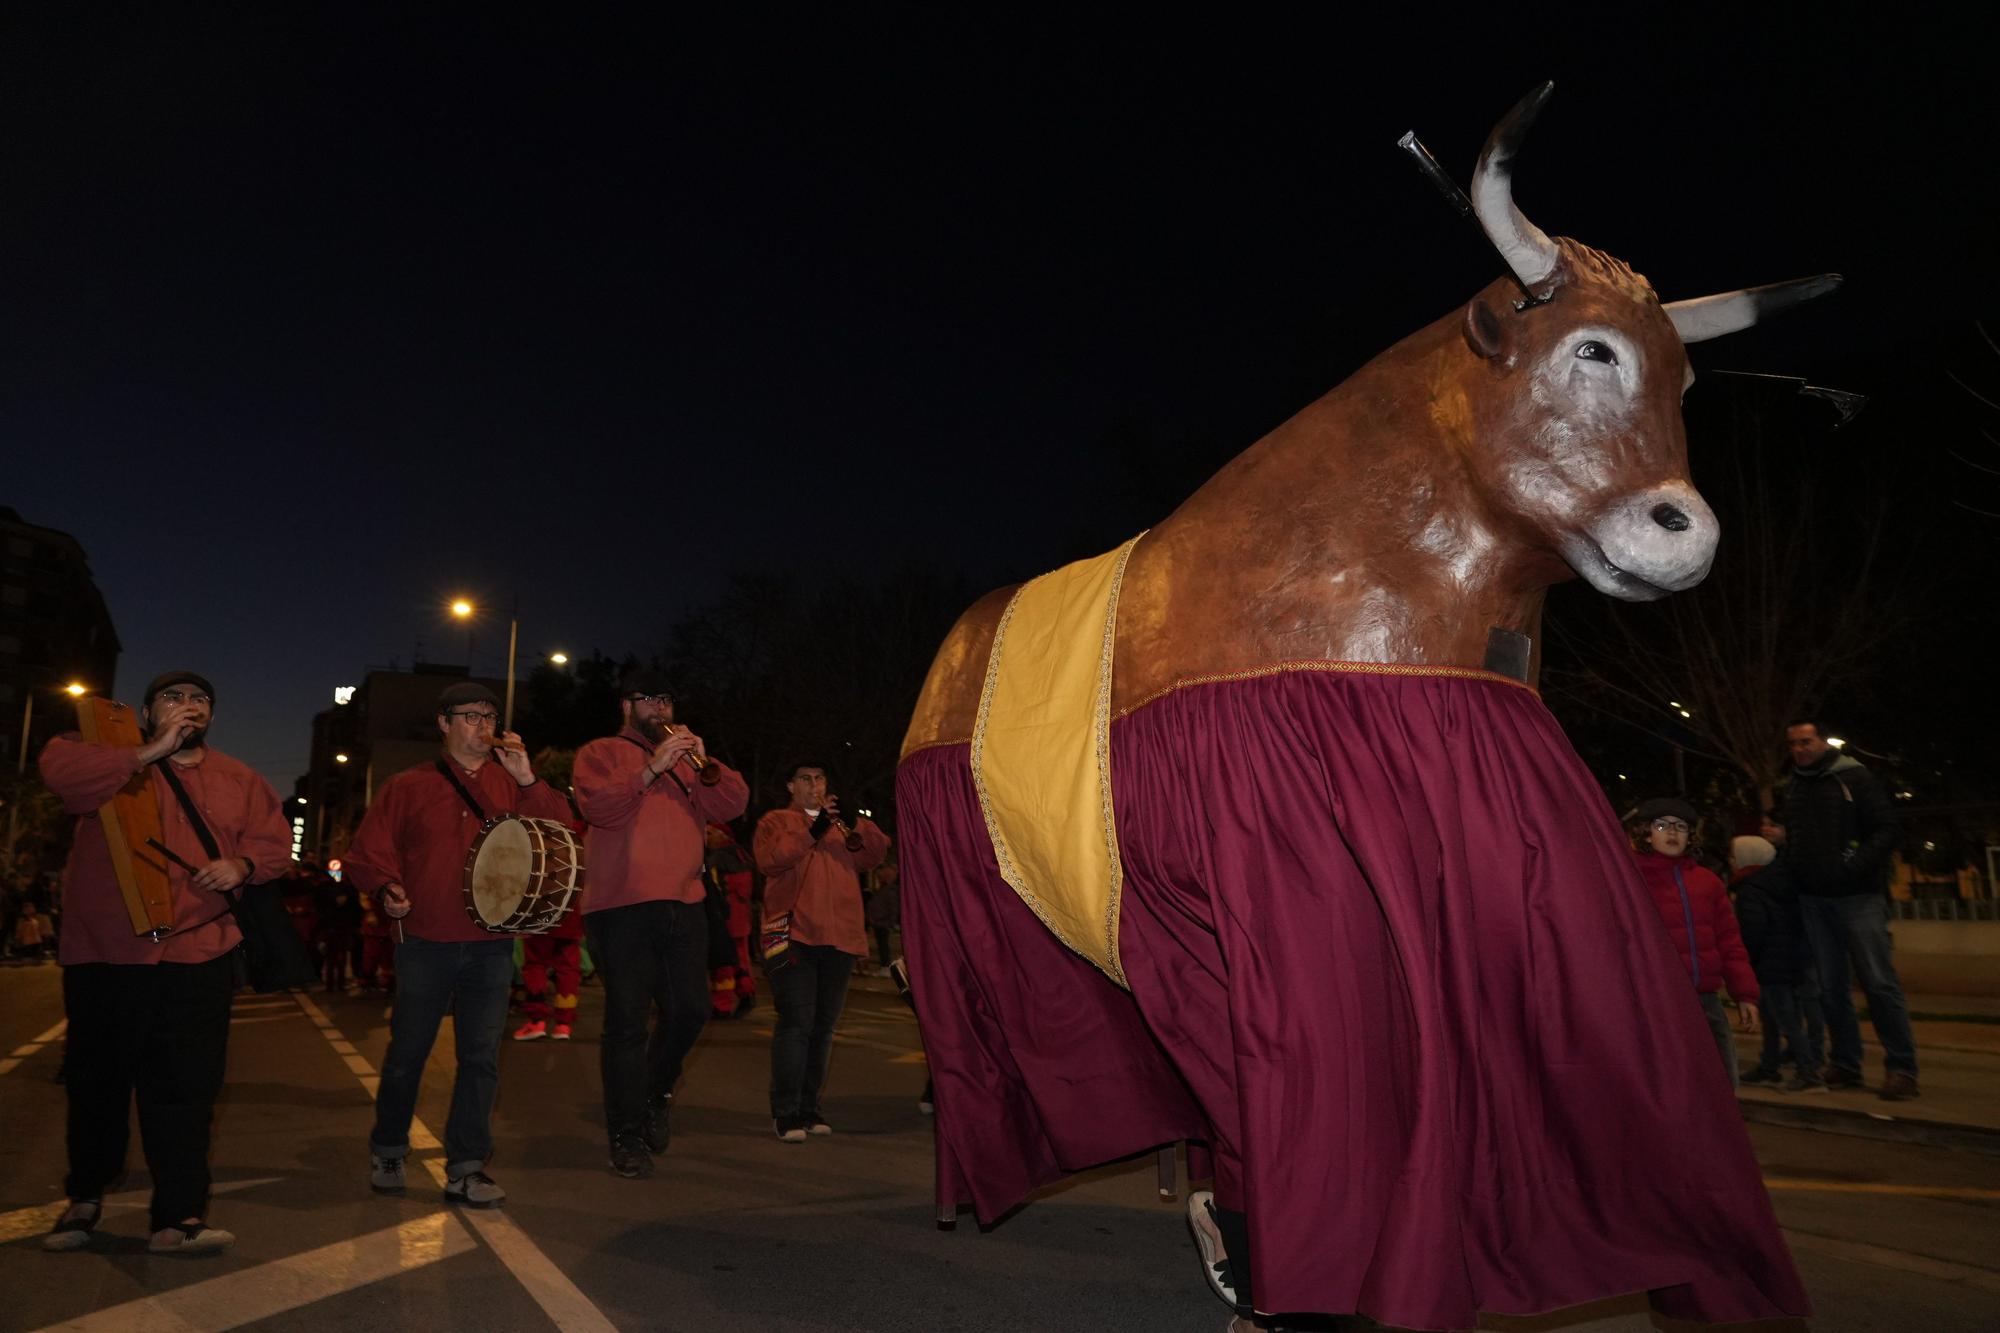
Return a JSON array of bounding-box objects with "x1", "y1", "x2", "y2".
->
[
  {"x1": 435, "y1": 760, "x2": 488, "y2": 820},
  {"x1": 618, "y1": 734, "x2": 689, "y2": 795},
  {"x1": 157, "y1": 760, "x2": 241, "y2": 935},
  {"x1": 157, "y1": 761, "x2": 223, "y2": 860}
]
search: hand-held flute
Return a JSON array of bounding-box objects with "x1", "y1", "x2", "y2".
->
[
  {"x1": 824, "y1": 801, "x2": 867, "y2": 853},
  {"x1": 664, "y1": 725, "x2": 723, "y2": 786}
]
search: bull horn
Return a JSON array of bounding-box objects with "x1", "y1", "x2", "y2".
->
[
  {"x1": 1470, "y1": 81, "x2": 1562, "y2": 295},
  {"x1": 1664, "y1": 274, "x2": 1845, "y2": 343}
]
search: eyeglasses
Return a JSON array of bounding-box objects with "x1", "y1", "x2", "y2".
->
[
  {"x1": 1650, "y1": 818, "x2": 1691, "y2": 834},
  {"x1": 154, "y1": 691, "x2": 212, "y2": 708},
  {"x1": 448, "y1": 710, "x2": 499, "y2": 726},
  {"x1": 626, "y1": 694, "x2": 673, "y2": 707}
]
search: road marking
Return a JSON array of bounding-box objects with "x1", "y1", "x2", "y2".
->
[
  {"x1": 228, "y1": 1014, "x2": 304, "y2": 1027},
  {"x1": 28, "y1": 1211, "x2": 477, "y2": 1332},
  {"x1": 0, "y1": 1020, "x2": 68, "y2": 1076},
  {"x1": 1783, "y1": 1228, "x2": 2000, "y2": 1294},
  {"x1": 291, "y1": 992, "x2": 612, "y2": 1330},
  {"x1": 0, "y1": 1178, "x2": 284, "y2": 1245},
  {"x1": 1766, "y1": 1176, "x2": 2000, "y2": 1200}
]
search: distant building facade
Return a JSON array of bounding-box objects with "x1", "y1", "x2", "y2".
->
[
  {"x1": 0, "y1": 507, "x2": 120, "y2": 770},
  {"x1": 302, "y1": 664, "x2": 505, "y2": 861}
]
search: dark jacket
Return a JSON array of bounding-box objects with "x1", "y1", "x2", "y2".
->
[
  {"x1": 1632, "y1": 851, "x2": 1759, "y2": 1002},
  {"x1": 1776, "y1": 753, "x2": 1898, "y2": 897},
  {"x1": 1730, "y1": 863, "x2": 1811, "y2": 986}
]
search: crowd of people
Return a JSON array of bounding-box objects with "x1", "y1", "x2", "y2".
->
[
  {"x1": 29, "y1": 668, "x2": 895, "y2": 1251},
  {"x1": 1625, "y1": 716, "x2": 1919, "y2": 1101}
]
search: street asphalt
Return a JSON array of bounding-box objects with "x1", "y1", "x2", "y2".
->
[{"x1": 2, "y1": 959, "x2": 1997, "y2": 1332}]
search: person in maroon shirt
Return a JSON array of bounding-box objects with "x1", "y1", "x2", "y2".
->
[
  {"x1": 341, "y1": 681, "x2": 571, "y2": 1207},
  {"x1": 37, "y1": 670, "x2": 293, "y2": 1257},
  {"x1": 572, "y1": 670, "x2": 747, "y2": 1179},
  {"x1": 753, "y1": 761, "x2": 889, "y2": 1142}
]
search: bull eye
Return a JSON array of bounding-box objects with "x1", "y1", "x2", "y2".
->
[{"x1": 1575, "y1": 340, "x2": 1618, "y2": 365}]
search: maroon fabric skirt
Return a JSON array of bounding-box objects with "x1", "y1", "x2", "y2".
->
[{"x1": 897, "y1": 668, "x2": 1808, "y2": 1329}]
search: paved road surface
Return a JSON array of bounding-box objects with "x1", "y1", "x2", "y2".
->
[{"x1": 2, "y1": 961, "x2": 1996, "y2": 1332}]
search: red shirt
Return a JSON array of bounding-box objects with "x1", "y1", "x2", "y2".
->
[
  {"x1": 39, "y1": 736, "x2": 294, "y2": 966},
  {"x1": 573, "y1": 727, "x2": 748, "y2": 914},
  {"x1": 341, "y1": 754, "x2": 574, "y2": 943},
  {"x1": 753, "y1": 807, "x2": 890, "y2": 957}
]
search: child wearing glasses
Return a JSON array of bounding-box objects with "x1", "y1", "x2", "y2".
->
[{"x1": 1630, "y1": 797, "x2": 1760, "y2": 1087}]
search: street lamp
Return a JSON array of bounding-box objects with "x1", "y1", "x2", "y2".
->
[
  {"x1": 334, "y1": 752, "x2": 350, "y2": 764},
  {"x1": 6, "y1": 679, "x2": 93, "y2": 876},
  {"x1": 549, "y1": 652, "x2": 569, "y2": 667},
  {"x1": 447, "y1": 596, "x2": 523, "y2": 731}
]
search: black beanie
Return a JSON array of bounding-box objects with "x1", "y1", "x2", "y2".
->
[{"x1": 437, "y1": 681, "x2": 502, "y2": 713}]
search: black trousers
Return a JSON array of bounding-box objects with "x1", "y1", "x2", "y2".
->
[
  {"x1": 585, "y1": 900, "x2": 710, "y2": 1141},
  {"x1": 62, "y1": 955, "x2": 235, "y2": 1231}
]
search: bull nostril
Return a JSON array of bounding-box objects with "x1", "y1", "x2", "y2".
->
[{"x1": 1651, "y1": 503, "x2": 1691, "y2": 533}]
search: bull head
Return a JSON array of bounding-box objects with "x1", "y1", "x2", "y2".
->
[{"x1": 1455, "y1": 83, "x2": 1840, "y2": 601}]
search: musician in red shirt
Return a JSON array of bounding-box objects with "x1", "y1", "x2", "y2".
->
[
  {"x1": 572, "y1": 671, "x2": 748, "y2": 1179},
  {"x1": 753, "y1": 762, "x2": 889, "y2": 1142},
  {"x1": 37, "y1": 670, "x2": 293, "y2": 1256},
  {"x1": 341, "y1": 682, "x2": 570, "y2": 1208}
]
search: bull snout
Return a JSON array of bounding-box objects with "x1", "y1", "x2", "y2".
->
[{"x1": 1564, "y1": 482, "x2": 1719, "y2": 601}]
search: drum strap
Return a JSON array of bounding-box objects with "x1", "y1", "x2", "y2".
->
[
  {"x1": 159, "y1": 761, "x2": 247, "y2": 935},
  {"x1": 435, "y1": 760, "x2": 489, "y2": 821}
]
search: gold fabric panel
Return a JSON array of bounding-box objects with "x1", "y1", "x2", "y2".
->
[{"x1": 970, "y1": 535, "x2": 1143, "y2": 989}]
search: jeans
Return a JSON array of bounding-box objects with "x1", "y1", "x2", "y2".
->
[
  {"x1": 62, "y1": 955, "x2": 235, "y2": 1231},
  {"x1": 1753, "y1": 981, "x2": 1823, "y2": 1075},
  {"x1": 586, "y1": 900, "x2": 711, "y2": 1141},
  {"x1": 371, "y1": 936, "x2": 514, "y2": 1174},
  {"x1": 769, "y1": 943, "x2": 856, "y2": 1119},
  {"x1": 1799, "y1": 893, "x2": 1918, "y2": 1077},
  {"x1": 1697, "y1": 991, "x2": 1740, "y2": 1088}
]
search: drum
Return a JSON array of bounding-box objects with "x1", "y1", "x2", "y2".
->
[{"x1": 461, "y1": 814, "x2": 585, "y2": 934}]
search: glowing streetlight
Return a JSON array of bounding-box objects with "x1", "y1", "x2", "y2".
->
[
  {"x1": 334, "y1": 752, "x2": 350, "y2": 764},
  {"x1": 549, "y1": 652, "x2": 569, "y2": 666},
  {"x1": 1826, "y1": 736, "x2": 1847, "y2": 750},
  {"x1": 64, "y1": 681, "x2": 87, "y2": 697},
  {"x1": 450, "y1": 599, "x2": 474, "y2": 619}
]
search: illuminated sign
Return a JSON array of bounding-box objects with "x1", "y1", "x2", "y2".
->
[
  {"x1": 291, "y1": 815, "x2": 305, "y2": 860},
  {"x1": 334, "y1": 686, "x2": 356, "y2": 705}
]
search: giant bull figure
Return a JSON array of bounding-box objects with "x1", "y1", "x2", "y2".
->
[{"x1": 896, "y1": 87, "x2": 1820, "y2": 1330}]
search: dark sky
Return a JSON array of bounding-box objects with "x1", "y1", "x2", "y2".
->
[{"x1": 4, "y1": 9, "x2": 1995, "y2": 786}]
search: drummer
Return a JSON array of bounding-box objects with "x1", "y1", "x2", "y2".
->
[{"x1": 342, "y1": 681, "x2": 571, "y2": 1208}]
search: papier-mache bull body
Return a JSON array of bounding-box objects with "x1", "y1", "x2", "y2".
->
[{"x1": 897, "y1": 86, "x2": 1819, "y2": 1329}]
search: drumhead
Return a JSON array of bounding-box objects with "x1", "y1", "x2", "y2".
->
[{"x1": 469, "y1": 817, "x2": 534, "y2": 927}]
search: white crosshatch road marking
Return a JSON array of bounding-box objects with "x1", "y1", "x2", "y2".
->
[
  {"x1": 289, "y1": 990, "x2": 615, "y2": 1331},
  {"x1": 0, "y1": 1019, "x2": 66, "y2": 1077},
  {"x1": 27, "y1": 1212, "x2": 478, "y2": 1332},
  {"x1": 0, "y1": 1178, "x2": 283, "y2": 1246}
]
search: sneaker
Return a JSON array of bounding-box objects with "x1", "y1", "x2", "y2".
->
[
  {"x1": 1821, "y1": 1065, "x2": 1865, "y2": 1090},
  {"x1": 370, "y1": 1153, "x2": 407, "y2": 1193},
  {"x1": 1782, "y1": 1073, "x2": 1829, "y2": 1094},
  {"x1": 804, "y1": 1111, "x2": 833, "y2": 1136},
  {"x1": 1740, "y1": 1065, "x2": 1781, "y2": 1086},
  {"x1": 148, "y1": 1222, "x2": 234, "y2": 1255},
  {"x1": 550, "y1": 1023, "x2": 572, "y2": 1041},
  {"x1": 644, "y1": 1095, "x2": 672, "y2": 1154},
  {"x1": 443, "y1": 1170, "x2": 506, "y2": 1207},
  {"x1": 41, "y1": 1200, "x2": 100, "y2": 1252},
  {"x1": 774, "y1": 1118, "x2": 807, "y2": 1144},
  {"x1": 512, "y1": 1020, "x2": 547, "y2": 1042},
  {"x1": 610, "y1": 1137, "x2": 653, "y2": 1179},
  {"x1": 1878, "y1": 1072, "x2": 1921, "y2": 1101},
  {"x1": 1185, "y1": 1190, "x2": 1247, "y2": 1313}
]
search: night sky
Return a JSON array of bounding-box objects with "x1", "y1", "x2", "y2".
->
[{"x1": 4, "y1": 10, "x2": 1994, "y2": 787}]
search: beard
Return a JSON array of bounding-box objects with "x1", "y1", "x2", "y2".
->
[
  {"x1": 149, "y1": 724, "x2": 208, "y2": 753},
  {"x1": 635, "y1": 715, "x2": 668, "y2": 744}
]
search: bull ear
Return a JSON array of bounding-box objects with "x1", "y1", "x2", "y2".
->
[
  {"x1": 1665, "y1": 274, "x2": 1843, "y2": 344},
  {"x1": 1463, "y1": 297, "x2": 1506, "y2": 359}
]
